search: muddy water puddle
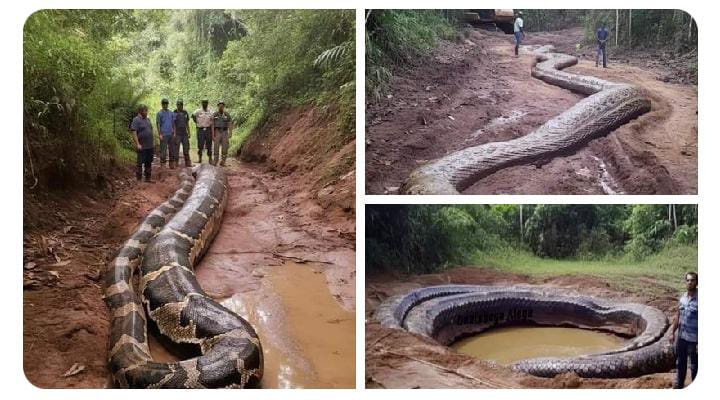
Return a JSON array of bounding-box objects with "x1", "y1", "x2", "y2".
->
[
  {"x1": 452, "y1": 326, "x2": 626, "y2": 365},
  {"x1": 221, "y1": 261, "x2": 355, "y2": 388}
]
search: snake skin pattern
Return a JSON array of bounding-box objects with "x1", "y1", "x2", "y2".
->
[
  {"x1": 401, "y1": 45, "x2": 651, "y2": 194},
  {"x1": 376, "y1": 285, "x2": 674, "y2": 378},
  {"x1": 103, "y1": 165, "x2": 263, "y2": 388}
]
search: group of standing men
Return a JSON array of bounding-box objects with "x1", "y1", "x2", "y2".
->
[
  {"x1": 130, "y1": 98, "x2": 233, "y2": 182},
  {"x1": 511, "y1": 11, "x2": 611, "y2": 69}
]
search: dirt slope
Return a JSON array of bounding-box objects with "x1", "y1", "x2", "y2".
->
[{"x1": 365, "y1": 27, "x2": 697, "y2": 194}]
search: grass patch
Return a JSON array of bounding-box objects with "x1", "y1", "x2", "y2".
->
[{"x1": 471, "y1": 244, "x2": 697, "y2": 294}]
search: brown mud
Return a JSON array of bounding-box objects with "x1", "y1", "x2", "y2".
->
[
  {"x1": 24, "y1": 115, "x2": 355, "y2": 387},
  {"x1": 365, "y1": 27, "x2": 697, "y2": 195},
  {"x1": 365, "y1": 266, "x2": 683, "y2": 389},
  {"x1": 452, "y1": 326, "x2": 626, "y2": 366}
]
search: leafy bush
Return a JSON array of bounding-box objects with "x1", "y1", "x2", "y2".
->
[{"x1": 366, "y1": 10, "x2": 456, "y2": 100}]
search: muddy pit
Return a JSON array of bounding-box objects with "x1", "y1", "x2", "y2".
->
[
  {"x1": 366, "y1": 267, "x2": 682, "y2": 389},
  {"x1": 451, "y1": 326, "x2": 626, "y2": 365}
]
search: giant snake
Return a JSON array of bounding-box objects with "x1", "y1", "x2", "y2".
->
[
  {"x1": 401, "y1": 45, "x2": 651, "y2": 194},
  {"x1": 376, "y1": 285, "x2": 675, "y2": 378},
  {"x1": 103, "y1": 165, "x2": 263, "y2": 388}
]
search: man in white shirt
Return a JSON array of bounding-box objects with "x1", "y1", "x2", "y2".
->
[
  {"x1": 514, "y1": 11, "x2": 525, "y2": 57},
  {"x1": 192, "y1": 99, "x2": 214, "y2": 164}
]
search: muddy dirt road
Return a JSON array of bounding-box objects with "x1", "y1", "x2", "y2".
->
[
  {"x1": 365, "y1": 267, "x2": 682, "y2": 389},
  {"x1": 23, "y1": 159, "x2": 355, "y2": 388},
  {"x1": 365, "y1": 27, "x2": 697, "y2": 195}
]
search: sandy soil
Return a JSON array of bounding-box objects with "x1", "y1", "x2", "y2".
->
[
  {"x1": 365, "y1": 27, "x2": 697, "y2": 195},
  {"x1": 23, "y1": 155, "x2": 355, "y2": 387},
  {"x1": 365, "y1": 266, "x2": 684, "y2": 389}
]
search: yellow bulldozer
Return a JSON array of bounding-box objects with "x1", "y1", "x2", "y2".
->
[{"x1": 463, "y1": 9, "x2": 515, "y2": 34}]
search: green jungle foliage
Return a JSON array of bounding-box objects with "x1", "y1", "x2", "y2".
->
[
  {"x1": 24, "y1": 9, "x2": 355, "y2": 190},
  {"x1": 366, "y1": 9, "x2": 697, "y2": 99},
  {"x1": 366, "y1": 204, "x2": 698, "y2": 274}
]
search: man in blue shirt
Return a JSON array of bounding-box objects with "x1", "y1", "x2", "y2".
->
[
  {"x1": 596, "y1": 22, "x2": 610, "y2": 68},
  {"x1": 670, "y1": 271, "x2": 698, "y2": 388},
  {"x1": 155, "y1": 97, "x2": 176, "y2": 168}
]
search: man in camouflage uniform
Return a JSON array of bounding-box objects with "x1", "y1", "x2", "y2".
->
[
  {"x1": 173, "y1": 98, "x2": 192, "y2": 167},
  {"x1": 212, "y1": 100, "x2": 232, "y2": 167},
  {"x1": 192, "y1": 99, "x2": 214, "y2": 164}
]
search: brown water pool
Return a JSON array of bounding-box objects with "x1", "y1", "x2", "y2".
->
[
  {"x1": 451, "y1": 326, "x2": 626, "y2": 365},
  {"x1": 221, "y1": 261, "x2": 355, "y2": 388}
]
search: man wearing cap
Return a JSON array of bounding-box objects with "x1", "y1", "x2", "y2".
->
[
  {"x1": 514, "y1": 11, "x2": 525, "y2": 57},
  {"x1": 192, "y1": 99, "x2": 214, "y2": 164},
  {"x1": 173, "y1": 99, "x2": 192, "y2": 167},
  {"x1": 130, "y1": 104, "x2": 154, "y2": 182},
  {"x1": 212, "y1": 100, "x2": 232, "y2": 167},
  {"x1": 156, "y1": 97, "x2": 176, "y2": 168}
]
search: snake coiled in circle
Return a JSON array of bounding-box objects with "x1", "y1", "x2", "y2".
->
[
  {"x1": 376, "y1": 285, "x2": 674, "y2": 378},
  {"x1": 103, "y1": 165, "x2": 263, "y2": 388},
  {"x1": 401, "y1": 45, "x2": 652, "y2": 194}
]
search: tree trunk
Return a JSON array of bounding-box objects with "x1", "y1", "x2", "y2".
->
[
  {"x1": 628, "y1": 10, "x2": 632, "y2": 47},
  {"x1": 673, "y1": 204, "x2": 678, "y2": 230},
  {"x1": 519, "y1": 205, "x2": 524, "y2": 241},
  {"x1": 615, "y1": 10, "x2": 619, "y2": 47}
]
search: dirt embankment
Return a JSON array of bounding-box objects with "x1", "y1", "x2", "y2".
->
[
  {"x1": 366, "y1": 267, "x2": 682, "y2": 389},
  {"x1": 365, "y1": 27, "x2": 697, "y2": 195},
  {"x1": 240, "y1": 105, "x2": 355, "y2": 214},
  {"x1": 23, "y1": 104, "x2": 356, "y2": 388}
]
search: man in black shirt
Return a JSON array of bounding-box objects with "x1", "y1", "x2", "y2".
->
[{"x1": 173, "y1": 99, "x2": 192, "y2": 167}]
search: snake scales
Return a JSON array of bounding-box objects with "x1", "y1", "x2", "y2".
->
[
  {"x1": 376, "y1": 285, "x2": 674, "y2": 378},
  {"x1": 401, "y1": 45, "x2": 651, "y2": 194},
  {"x1": 103, "y1": 165, "x2": 263, "y2": 388}
]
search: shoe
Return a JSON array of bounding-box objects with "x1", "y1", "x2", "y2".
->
[{"x1": 220, "y1": 160, "x2": 226, "y2": 167}]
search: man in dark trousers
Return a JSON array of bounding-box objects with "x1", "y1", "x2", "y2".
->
[
  {"x1": 130, "y1": 104, "x2": 154, "y2": 182},
  {"x1": 596, "y1": 22, "x2": 610, "y2": 68},
  {"x1": 192, "y1": 99, "x2": 214, "y2": 164},
  {"x1": 514, "y1": 11, "x2": 525, "y2": 57},
  {"x1": 670, "y1": 271, "x2": 698, "y2": 388},
  {"x1": 156, "y1": 97, "x2": 176, "y2": 168},
  {"x1": 173, "y1": 98, "x2": 192, "y2": 167}
]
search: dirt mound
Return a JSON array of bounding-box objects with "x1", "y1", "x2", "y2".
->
[
  {"x1": 366, "y1": 266, "x2": 680, "y2": 388},
  {"x1": 240, "y1": 105, "x2": 355, "y2": 213}
]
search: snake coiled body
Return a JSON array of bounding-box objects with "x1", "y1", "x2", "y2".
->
[
  {"x1": 103, "y1": 165, "x2": 263, "y2": 388},
  {"x1": 376, "y1": 285, "x2": 674, "y2": 378},
  {"x1": 401, "y1": 45, "x2": 651, "y2": 194}
]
